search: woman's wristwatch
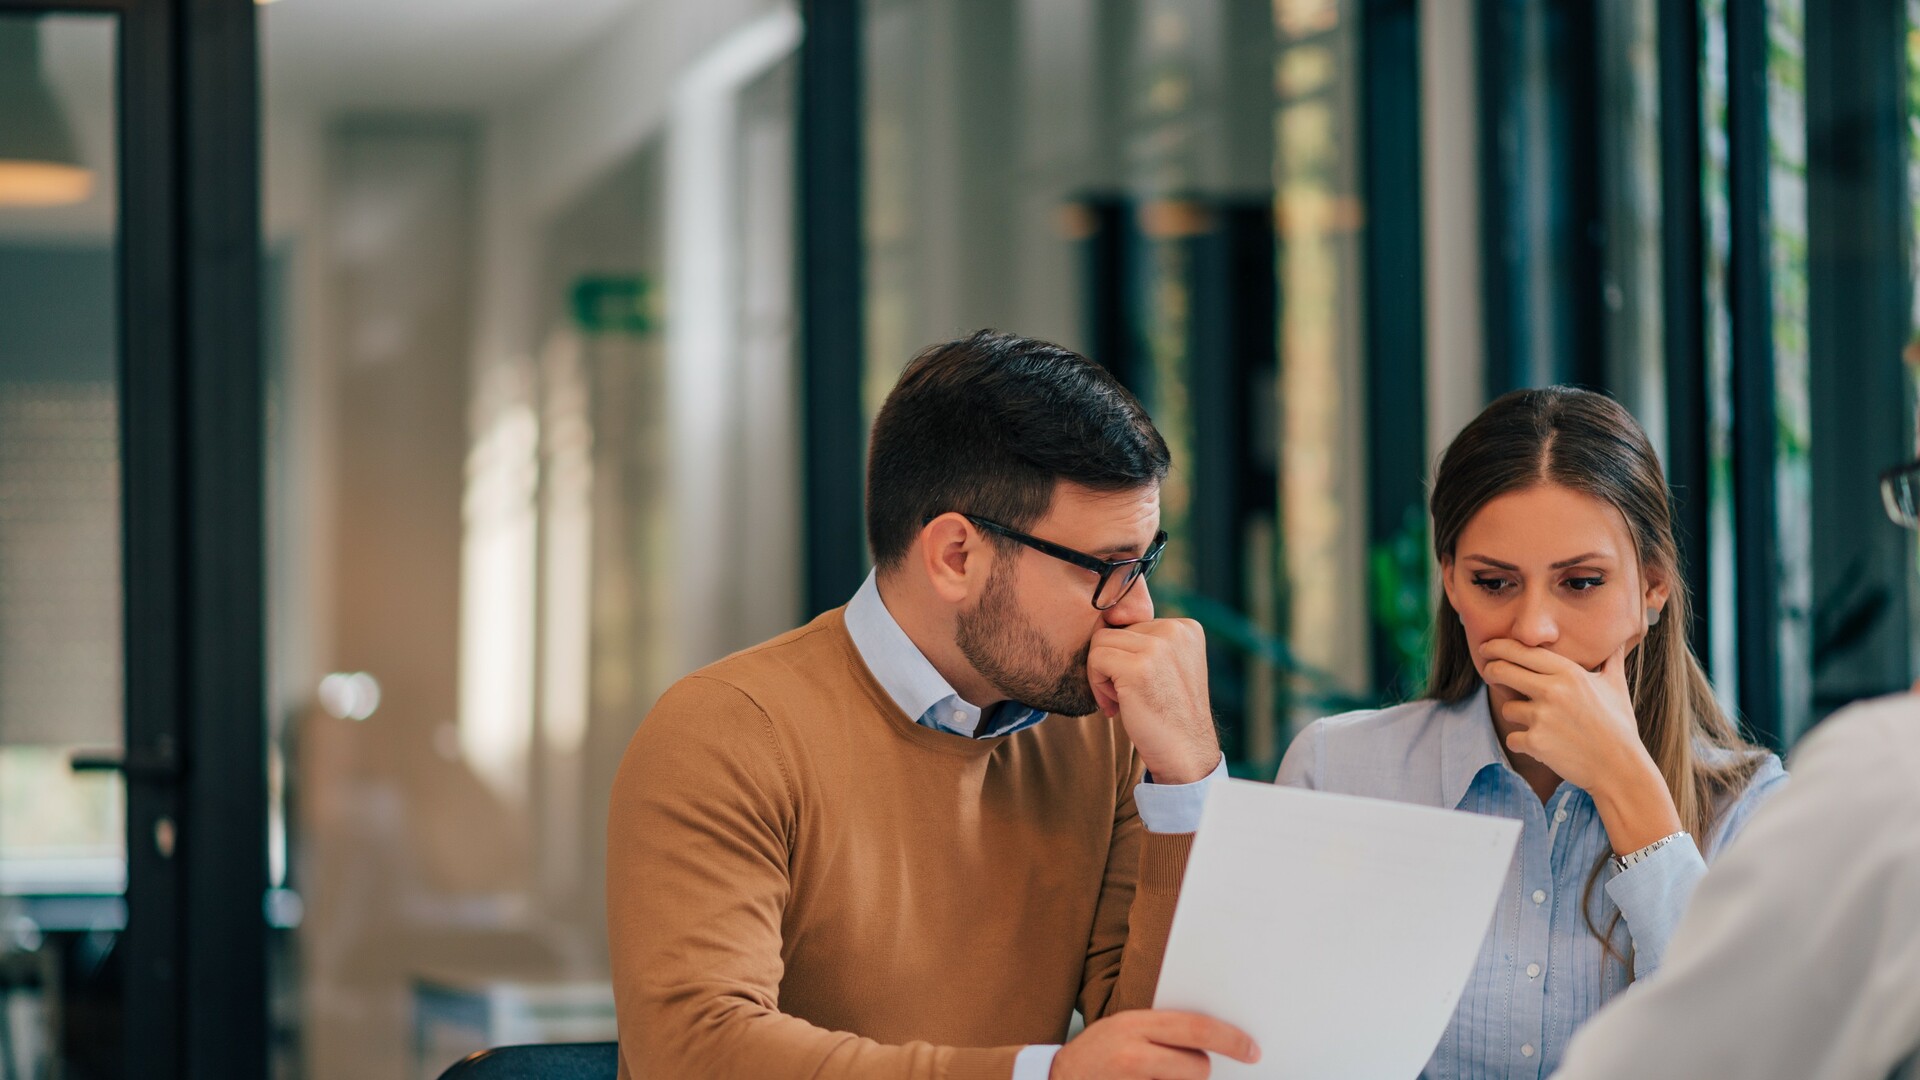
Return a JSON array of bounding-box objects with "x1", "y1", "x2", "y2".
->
[{"x1": 1612, "y1": 830, "x2": 1691, "y2": 873}]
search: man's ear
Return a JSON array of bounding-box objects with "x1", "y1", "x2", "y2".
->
[{"x1": 919, "y1": 512, "x2": 987, "y2": 605}]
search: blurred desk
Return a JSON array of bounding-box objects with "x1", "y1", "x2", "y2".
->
[
  {"x1": 412, "y1": 967, "x2": 616, "y2": 1080},
  {"x1": 9, "y1": 895, "x2": 123, "y2": 935},
  {"x1": 0, "y1": 892, "x2": 122, "y2": 1080}
]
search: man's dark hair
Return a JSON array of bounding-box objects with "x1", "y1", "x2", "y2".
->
[{"x1": 866, "y1": 330, "x2": 1171, "y2": 570}]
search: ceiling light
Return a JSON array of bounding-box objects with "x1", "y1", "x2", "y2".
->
[{"x1": 0, "y1": 19, "x2": 94, "y2": 208}]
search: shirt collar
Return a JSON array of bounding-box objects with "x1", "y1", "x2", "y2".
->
[
  {"x1": 1440, "y1": 685, "x2": 1509, "y2": 810},
  {"x1": 844, "y1": 570, "x2": 989, "y2": 737}
]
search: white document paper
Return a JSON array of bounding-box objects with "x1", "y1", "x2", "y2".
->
[{"x1": 1154, "y1": 779, "x2": 1522, "y2": 1080}]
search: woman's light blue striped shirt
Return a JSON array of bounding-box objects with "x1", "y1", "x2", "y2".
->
[{"x1": 1276, "y1": 688, "x2": 1786, "y2": 1080}]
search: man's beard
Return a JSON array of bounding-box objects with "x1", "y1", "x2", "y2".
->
[{"x1": 955, "y1": 564, "x2": 1098, "y2": 717}]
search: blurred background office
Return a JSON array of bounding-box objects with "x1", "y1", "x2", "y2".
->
[{"x1": 0, "y1": 0, "x2": 1914, "y2": 1077}]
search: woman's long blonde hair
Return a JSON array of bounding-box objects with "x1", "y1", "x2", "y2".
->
[{"x1": 1425, "y1": 386, "x2": 1766, "y2": 968}]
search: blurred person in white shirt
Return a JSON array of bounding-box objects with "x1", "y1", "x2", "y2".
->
[{"x1": 1548, "y1": 455, "x2": 1920, "y2": 1080}]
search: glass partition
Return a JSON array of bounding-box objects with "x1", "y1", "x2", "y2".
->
[
  {"x1": 258, "y1": 1, "x2": 800, "y2": 1074},
  {"x1": 0, "y1": 12, "x2": 124, "y2": 1080}
]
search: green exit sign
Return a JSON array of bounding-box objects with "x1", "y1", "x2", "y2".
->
[{"x1": 570, "y1": 274, "x2": 656, "y2": 336}]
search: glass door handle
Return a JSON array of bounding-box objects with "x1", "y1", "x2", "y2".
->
[{"x1": 70, "y1": 744, "x2": 179, "y2": 782}]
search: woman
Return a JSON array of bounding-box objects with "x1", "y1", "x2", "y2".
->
[{"x1": 1276, "y1": 386, "x2": 1785, "y2": 1080}]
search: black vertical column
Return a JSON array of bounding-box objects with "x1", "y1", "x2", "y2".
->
[
  {"x1": 118, "y1": 0, "x2": 187, "y2": 1073},
  {"x1": 1476, "y1": 0, "x2": 1519, "y2": 396},
  {"x1": 1806, "y1": 0, "x2": 1913, "y2": 714},
  {"x1": 1546, "y1": 0, "x2": 1603, "y2": 391},
  {"x1": 799, "y1": 0, "x2": 868, "y2": 615},
  {"x1": 1476, "y1": 0, "x2": 1604, "y2": 397},
  {"x1": 1659, "y1": 0, "x2": 1711, "y2": 664},
  {"x1": 1078, "y1": 196, "x2": 1138, "y2": 387},
  {"x1": 1726, "y1": 0, "x2": 1783, "y2": 749},
  {"x1": 1361, "y1": 0, "x2": 1427, "y2": 697},
  {"x1": 1187, "y1": 202, "x2": 1276, "y2": 759},
  {"x1": 112, "y1": 0, "x2": 267, "y2": 1073},
  {"x1": 181, "y1": 0, "x2": 267, "y2": 1073}
]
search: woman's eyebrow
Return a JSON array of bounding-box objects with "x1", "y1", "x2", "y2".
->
[
  {"x1": 1463, "y1": 555, "x2": 1518, "y2": 570},
  {"x1": 1550, "y1": 552, "x2": 1610, "y2": 569},
  {"x1": 1464, "y1": 552, "x2": 1611, "y2": 571}
]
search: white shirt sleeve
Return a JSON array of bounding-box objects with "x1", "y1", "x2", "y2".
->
[{"x1": 1551, "y1": 696, "x2": 1920, "y2": 1080}]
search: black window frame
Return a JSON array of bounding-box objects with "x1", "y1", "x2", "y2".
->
[{"x1": 0, "y1": 0, "x2": 267, "y2": 1075}]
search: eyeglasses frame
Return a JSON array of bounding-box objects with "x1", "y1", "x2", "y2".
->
[
  {"x1": 934, "y1": 512, "x2": 1168, "y2": 610},
  {"x1": 1879, "y1": 458, "x2": 1920, "y2": 529}
]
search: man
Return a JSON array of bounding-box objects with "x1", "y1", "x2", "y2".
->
[
  {"x1": 1548, "y1": 459, "x2": 1920, "y2": 1080},
  {"x1": 607, "y1": 332, "x2": 1259, "y2": 1079}
]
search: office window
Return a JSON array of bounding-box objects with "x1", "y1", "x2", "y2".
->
[{"x1": 863, "y1": 0, "x2": 1373, "y2": 772}]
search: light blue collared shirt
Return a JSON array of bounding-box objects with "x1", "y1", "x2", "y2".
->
[
  {"x1": 1277, "y1": 688, "x2": 1786, "y2": 1080},
  {"x1": 844, "y1": 571, "x2": 1052, "y2": 739},
  {"x1": 844, "y1": 570, "x2": 1223, "y2": 1078}
]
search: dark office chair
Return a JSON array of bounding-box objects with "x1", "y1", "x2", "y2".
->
[{"x1": 435, "y1": 1042, "x2": 619, "y2": 1080}]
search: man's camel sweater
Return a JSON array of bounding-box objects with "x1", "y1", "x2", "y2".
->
[{"x1": 606, "y1": 607, "x2": 1193, "y2": 1079}]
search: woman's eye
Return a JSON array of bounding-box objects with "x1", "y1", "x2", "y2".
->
[
  {"x1": 1565, "y1": 576, "x2": 1606, "y2": 592},
  {"x1": 1472, "y1": 576, "x2": 1512, "y2": 594}
]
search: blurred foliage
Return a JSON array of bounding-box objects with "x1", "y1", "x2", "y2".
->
[
  {"x1": 1369, "y1": 505, "x2": 1433, "y2": 699},
  {"x1": 1153, "y1": 581, "x2": 1376, "y2": 719}
]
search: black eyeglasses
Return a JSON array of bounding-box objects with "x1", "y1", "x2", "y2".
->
[
  {"x1": 1881, "y1": 458, "x2": 1920, "y2": 528},
  {"x1": 954, "y1": 513, "x2": 1167, "y2": 610}
]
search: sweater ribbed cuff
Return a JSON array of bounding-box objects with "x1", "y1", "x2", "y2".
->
[
  {"x1": 1138, "y1": 830, "x2": 1195, "y2": 897},
  {"x1": 945, "y1": 1045, "x2": 1025, "y2": 1080}
]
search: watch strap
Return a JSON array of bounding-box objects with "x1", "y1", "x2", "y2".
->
[{"x1": 1612, "y1": 830, "x2": 1691, "y2": 874}]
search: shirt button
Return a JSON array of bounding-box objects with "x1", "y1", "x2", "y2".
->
[
  {"x1": 1554, "y1": 808, "x2": 1569, "y2": 823},
  {"x1": 952, "y1": 710, "x2": 965, "y2": 725},
  {"x1": 1522, "y1": 1044, "x2": 1536, "y2": 1058},
  {"x1": 1526, "y1": 962, "x2": 1542, "y2": 979},
  {"x1": 1532, "y1": 889, "x2": 1547, "y2": 904}
]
